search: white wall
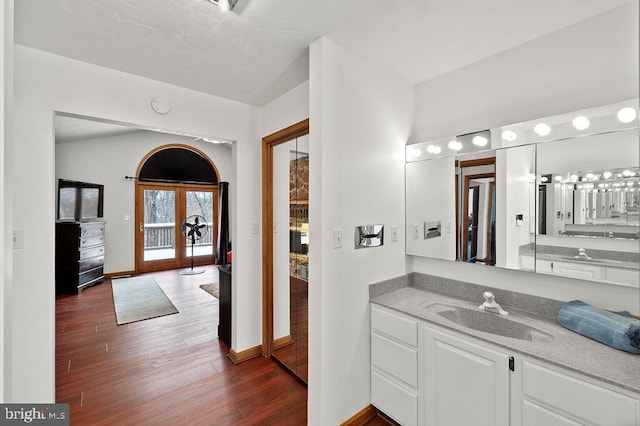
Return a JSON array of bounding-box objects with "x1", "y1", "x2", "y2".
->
[
  {"x1": 12, "y1": 45, "x2": 262, "y2": 402},
  {"x1": 261, "y1": 80, "x2": 309, "y2": 137},
  {"x1": 412, "y1": 2, "x2": 638, "y2": 142},
  {"x1": 55, "y1": 131, "x2": 233, "y2": 273},
  {"x1": 308, "y1": 38, "x2": 413, "y2": 425},
  {"x1": 1, "y1": 0, "x2": 14, "y2": 403},
  {"x1": 411, "y1": 3, "x2": 640, "y2": 313}
]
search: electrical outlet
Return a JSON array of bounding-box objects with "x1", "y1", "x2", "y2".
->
[
  {"x1": 391, "y1": 225, "x2": 398, "y2": 242},
  {"x1": 251, "y1": 222, "x2": 259, "y2": 234},
  {"x1": 333, "y1": 229, "x2": 343, "y2": 248}
]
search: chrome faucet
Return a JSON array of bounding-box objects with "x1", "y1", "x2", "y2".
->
[
  {"x1": 479, "y1": 291, "x2": 508, "y2": 315},
  {"x1": 576, "y1": 248, "x2": 592, "y2": 260}
]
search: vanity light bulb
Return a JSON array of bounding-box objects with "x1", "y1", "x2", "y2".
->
[
  {"x1": 472, "y1": 136, "x2": 488, "y2": 147},
  {"x1": 617, "y1": 107, "x2": 637, "y2": 124},
  {"x1": 570, "y1": 174, "x2": 578, "y2": 182},
  {"x1": 586, "y1": 173, "x2": 595, "y2": 180},
  {"x1": 427, "y1": 144, "x2": 441, "y2": 154},
  {"x1": 501, "y1": 130, "x2": 517, "y2": 142},
  {"x1": 541, "y1": 176, "x2": 549, "y2": 183},
  {"x1": 602, "y1": 171, "x2": 612, "y2": 179},
  {"x1": 448, "y1": 140, "x2": 463, "y2": 151},
  {"x1": 554, "y1": 175, "x2": 563, "y2": 182},
  {"x1": 572, "y1": 116, "x2": 590, "y2": 130},
  {"x1": 534, "y1": 123, "x2": 551, "y2": 136},
  {"x1": 408, "y1": 148, "x2": 422, "y2": 158},
  {"x1": 623, "y1": 170, "x2": 632, "y2": 176}
]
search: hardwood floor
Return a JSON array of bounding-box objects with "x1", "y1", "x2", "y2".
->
[{"x1": 56, "y1": 266, "x2": 307, "y2": 425}]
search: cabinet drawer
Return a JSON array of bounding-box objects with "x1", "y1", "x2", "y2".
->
[
  {"x1": 79, "y1": 255, "x2": 104, "y2": 273},
  {"x1": 371, "y1": 332, "x2": 417, "y2": 387},
  {"x1": 79, "y1": 266, "x2": 104, "y2": 286},
  {"x1": 79, "y1": 245, "x2": 105, "y2": 261},
  {"x1": 80, "y1": 222, "x2": 105, "y2": 237},
  {"x1": 522, "y1": 401, "x2": 582, "y2": 426},
  {"x1": 371, "y1": 305, "x2": 417, "y2": 347},
  {"x1": 522, "y1": 361, "x2": 639, "y2": 425},
  {"x1": 371, "y1": 371, "x2": 417, "y2": 426},
  {"x1": 79, "y1": 235, "x2": 104, "y2": 248}
]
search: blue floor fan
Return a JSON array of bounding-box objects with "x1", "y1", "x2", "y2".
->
[{"x1": 179, "y1": 214, "x2": 208, "y2": 275}]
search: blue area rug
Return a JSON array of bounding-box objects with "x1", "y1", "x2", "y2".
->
[{"x1": 112, "y1": 276, "x2": 179, "y2": 325}]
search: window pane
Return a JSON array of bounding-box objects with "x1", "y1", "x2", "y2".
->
[
  {"x1": 185, "y1": 191, "x2": 214, "y2": 256},
  {"x1": 144, "y1": 190, "x2": 176, "y2": 261}
]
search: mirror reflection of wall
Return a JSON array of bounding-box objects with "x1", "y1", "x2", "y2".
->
[
  {"x1": 405, "y1": 155, "x2": 456, "y2": 260},
  {"x1": 534, "y1": 129, "x2": 639, "y2": 286},
  {"x1": 272, "y1": 134, "x2": 309, "y2": 383}
]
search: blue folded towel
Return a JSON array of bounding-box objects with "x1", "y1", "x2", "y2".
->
[{"x1": 558, "y1": 300, "x2": 640, "y2": 354}]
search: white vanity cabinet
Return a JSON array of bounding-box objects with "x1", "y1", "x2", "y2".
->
[
  {"x1": 422, "y1": 324, "x2": 510, "y2": 426},
  {"x1": 370, "y1": 302, "x2": 640, "y2": 426},
  {"x1": 370, "y1": 304, "x2": 419, "y2": 426},
  {"x1": 512, "y1": 357, "x2": 640, "y2": 426}
]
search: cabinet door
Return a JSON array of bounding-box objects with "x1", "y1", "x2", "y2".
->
[{"x1": 423, "y1": 325, "x2": 510, "y2": 426}]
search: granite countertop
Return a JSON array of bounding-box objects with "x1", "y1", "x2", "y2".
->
[{"x1": 371, "y1": 285, "x2": 640, "y2": 394}]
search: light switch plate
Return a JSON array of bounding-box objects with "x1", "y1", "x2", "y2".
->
[
  {"x1": 391, "y1": 225, "x2": 398, "y2": 242},
  {"x1": 412, "y1": 224, "x2": 420, "y2": 239},
  {"x1": 333, "y1": 229, "x2": 343, "y2": 248}
]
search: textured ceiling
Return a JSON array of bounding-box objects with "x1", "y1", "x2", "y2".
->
[{"x1": 15, "y1": 0, "x2": 633, "y2": 107}]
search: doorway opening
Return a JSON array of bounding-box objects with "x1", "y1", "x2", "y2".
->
[{"x1": 135, "y1": 144, "x2": 220, "y2": 273}]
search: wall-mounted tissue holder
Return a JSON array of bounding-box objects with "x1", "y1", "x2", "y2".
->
[
  {"x1": 424, "y1": 221, "x2": 441, "y2": 239},
  {"x1": 355, "y1": 224, "x2": 384, "y2": 249}
]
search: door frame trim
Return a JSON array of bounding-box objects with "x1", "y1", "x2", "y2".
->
[{"x1": 261, "y1": 119, "x2": 309, "y2": 357}]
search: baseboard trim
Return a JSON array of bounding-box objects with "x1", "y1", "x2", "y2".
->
[
  {"x1": 341, "y1": 405, "x2": 379, "y2": 426},
  {"x1": 272, "y1": 335, "x2": 293, "y2": 350},
  {"x1": 227, "y1": 345, "x2": 263, "y2": 364}
]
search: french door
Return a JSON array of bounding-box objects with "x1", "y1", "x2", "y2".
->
[{"x1": 135, "y1": 183, "x2": 217, "y2": 273}]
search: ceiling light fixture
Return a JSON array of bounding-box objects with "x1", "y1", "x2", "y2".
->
[
  {"x1": 617, "y1": 107, "x2": 638, "y2": 124},
  {"x1": 534, "y1": 123, "x2": 551, "y2": 136},
  {"x1": 572, "y1": 115, "x2": 590, "y2": 130},
  {"x1": 206, "y1": 0, "x2": 240, "y2": 11}
]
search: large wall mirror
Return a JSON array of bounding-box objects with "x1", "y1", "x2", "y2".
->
[{"x1": 406, "y1": 99, "x2": 639, "y2": 288}]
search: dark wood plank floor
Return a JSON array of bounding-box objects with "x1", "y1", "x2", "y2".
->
[{"x1": 55, "y1": 266, "x2": 308, "y2": 425}]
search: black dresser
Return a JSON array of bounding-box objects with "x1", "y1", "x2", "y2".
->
[{"x1": 55, "y1": 221, "x2": 105, "y2": 294}]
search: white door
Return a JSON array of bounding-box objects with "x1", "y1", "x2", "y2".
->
[{"x1": 423, "y1": 325, "x2": 510, "y2": 426}]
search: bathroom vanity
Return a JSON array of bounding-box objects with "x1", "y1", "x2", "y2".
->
[{"x1": 370, "y1": 275, "x2": 640, "y2": 426}]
